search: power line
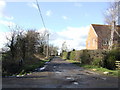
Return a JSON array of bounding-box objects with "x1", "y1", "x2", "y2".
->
[
  {"x1": 36, "y1": 0, "x2": 46, "y2": 30},
  {"x1": 36, "y1": 0, "x2": 49, "y2": 57}
]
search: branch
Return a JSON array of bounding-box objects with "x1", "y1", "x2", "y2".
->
[{"x1": 115, "y1": 30, "x2": 120, "y2": 37}]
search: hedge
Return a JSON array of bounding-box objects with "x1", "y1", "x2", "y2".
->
[
  {"x1": 62, "y1": 52, "x2": 68, "y2": 59},
  {"x1": 62, "y1": 49, "x2": 120, "y2": 70}
]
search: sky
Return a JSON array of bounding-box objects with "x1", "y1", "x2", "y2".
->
[{"x1": 0, "y1": 1, "x2": 110, "y2": 51}]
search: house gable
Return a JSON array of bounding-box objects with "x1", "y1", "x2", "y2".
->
[
  {"x1": 90, "y1": 24, "x2": 98, "y2": 37},
  {"x1": 86, "y1": 24, "x2": 120, "y2": 50},
  {"x1": 86, "y1": 24, "x2": 98, "y2": 50}
]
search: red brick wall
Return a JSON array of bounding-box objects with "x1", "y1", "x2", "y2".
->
[
  {"x1": 86, "y1": 26, "x2": 98, "y2": 50},
  {"x1": 98, "y1": 38, "x2": 109, "y2": 50}
]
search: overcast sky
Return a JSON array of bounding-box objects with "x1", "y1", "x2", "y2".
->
[{"x1": 0, "y1": 1, "x2": 109, "y2": 51}]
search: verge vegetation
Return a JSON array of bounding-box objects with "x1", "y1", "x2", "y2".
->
[
  {"x1": 2, "y1": 26, "x2": 58, "y2": 76},
  {"x1": 62, "y1": 49, "x2": 120, "y2": 77}
]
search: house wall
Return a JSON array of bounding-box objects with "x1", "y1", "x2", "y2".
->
[
  {"x1": 86, "y1": 26, "x2": 98, "y2": 50},
  {"x1": 98, "y1": 38, "x2": 109, "y2": 50}
]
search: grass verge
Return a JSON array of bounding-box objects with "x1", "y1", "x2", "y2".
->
[
  {"x1": 17, "y1": 56, "x2": 51, "y2": 76},
  {"x1": 66, "y1": 60, "x2": 119, "y2": 77},
  {"x1": 22, "y1": 59, "x2": 49, "y2": 73}
]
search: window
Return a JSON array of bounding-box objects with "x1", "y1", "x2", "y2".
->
[
  {"x1": 88, "y1": 41, "x2": 90, "y2": 47},
  {"x1": 103, "y1": 38, "x2": 109, "y2": 45},
  {"x1": 92, "y1": 39, "x2": 95, "y2": 46}
]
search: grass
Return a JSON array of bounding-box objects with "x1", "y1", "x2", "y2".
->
[
  {"x1": 22, "y1": 59, "x2": 49, "y2": 73},
  {"x1": 66, "y1": 59, "x2": 119, "y2": 77},
  {"x1": 2, "y1": 53, "x2": 51, "y2": 76},
  {"x1": 81, "y1": 65, "x2": 119, "y2": 77},
  {"x1": 17, "y1": 54, "x2": 50, "y2": 76},
  {"x1": 66, "y1": 59, "x2": 80, "y2": 63}
]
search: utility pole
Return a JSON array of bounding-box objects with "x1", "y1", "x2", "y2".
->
[
  {"x1": 46, "y1": 33, "x2": 49, "y2": 58},
  {"x1": 36, "y1": 0, "x2": 49, "y2": 57}
]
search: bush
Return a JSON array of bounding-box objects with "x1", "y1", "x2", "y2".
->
[
  {"x1": 104, "y1": 49, "x2": 120, "y2": 70},
  {"x1": 92, "y1": 58, "x2": 102, "y2": 67},
  {"x1": 62, "y1": 52, "x2": 68, "y2": 59},
  {"x1": 80, "y1": 50, "x2": 91, "y2": 64},
  {"x1": 67, "y1": 52, "x2": 71, "y2": 60},
  {"x1": 23, "y1": 64, "x2": 38, "y2": 72},
  {"x1": 75, "y1": 50, "x2": 82, "y2": 62},
  {"x1": 2, "y1": 61, "x2": 21, "y2": 75},
  {"x1": 70, "y1": 51, "x2": 76, "y2": 60},
  {"x1": 61, "y1": 49, "x2": 120, "y2": 70},
  {"x1": 2, "y1": 52, "x2": 48, "y2": 76}
]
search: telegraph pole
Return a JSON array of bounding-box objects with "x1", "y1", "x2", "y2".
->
[
  {"x1": 46, "y1": 33, "x2": 49, "y2": 58},
  {"x1": 36, "y1": 0, "x2": 49, "y2": 58}
]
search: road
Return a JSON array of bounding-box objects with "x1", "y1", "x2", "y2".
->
[{"x1": 2, "y1": 57, "x2": 118, "y2": 88}]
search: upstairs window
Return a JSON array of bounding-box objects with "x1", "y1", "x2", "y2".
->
[{"x1": 103, "y1": 38, "x2": 109, "y2": 45}]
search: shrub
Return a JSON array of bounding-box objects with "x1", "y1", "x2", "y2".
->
[
  {"x1": 75, "y1": 50, "x2": 82, "y2": 62},
  {"x1": 67, "y1": 52, "x2": 71, "y2": 60},
  {"x1": 92, "y1": 58, "x2": 102, "y2": 67},
  {"x1": 62, "y1": 52, "x2": 68, "y2": 59},
  {"x1": 104, "y1": 49, "x2": 120, "y2": 70},
  {"x1": 80, "y1": 50, "x2": 91, "y2": 64},
  {"x1": 23, "y1": 65, "x2": 37, "y2": 72},
  {"x1": 2, "y1": 61, "x2": 21, "y2": 75},
  {"x1": 70, "y1": 51, "x2": 76, "y2": 60}
]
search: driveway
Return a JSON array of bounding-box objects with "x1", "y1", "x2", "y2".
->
[{"x1": 2, "y1": 57, "x2": 118, "y2": 88}]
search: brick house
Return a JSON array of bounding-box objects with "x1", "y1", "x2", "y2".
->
[{"x1": 86, "y1": 24, "x2": 120, "y2": 50}]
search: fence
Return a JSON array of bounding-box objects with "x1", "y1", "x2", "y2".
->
[{"x1": 115, "y1": 61, "x2": 120, "y2": 70}]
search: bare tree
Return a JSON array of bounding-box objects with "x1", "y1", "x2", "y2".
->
[
  {"x1": 49, "y1": 45, "x2": 58, "y2": 56},
  {"x1": 24, "y1": 30, "x2": 40, "y2": 57},
  {"x1": 61, "y1": 41, "x2": 68, "y2": 52},
  {"x1": 6, "y1": 27, "x2": 18, "y2": 61},
  {"x1": 104, "y1": 2, "x2": 120, "y2": 50},
  {"x1": 104, "y1": 2, "x2": 118, "y2": 25}
]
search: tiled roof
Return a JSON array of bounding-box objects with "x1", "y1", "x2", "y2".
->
[{"x1": 91, "y1": 24, "x2": 120, "y2": 40}]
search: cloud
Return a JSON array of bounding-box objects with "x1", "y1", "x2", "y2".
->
[
  {"x1": 0, "y1": 0, "x2": 14, "y2": 21},
  {"x1": 46, "y1": 10, "x2": 52, "y2": 16},
  {"x1": 0, "y1": 32, "x2": 6, "y2": 48},
  {"x1": 0, "y1": 0, "x2": 6, "y2": 10},
  {"x1": 37, "y1": 26, "x2": 89, "y2": 51},
  {"x1": 0, "y1": 0, "x2": 6, "y2": 18},
  {"x1": 27, "y1": 2, "x2": 38, "y2": 9},
  {"x1": 4, "y1": 16, "x2": 14, "y2": 20},
  {"x1": 0, "y1": 31, "x2": 11, "y2": 48},
  {"x1": 0, "y1": 26, "x2": 90, "y2": 51},
  {"x1": 0, "y1": 20, "x2": 16, "y2": 27},
  {"x1": 50, "y1": 26, "x2": 89, "y2": 51},
  {"x1": 62, "y1": 16, "x2": 68, "y2": 20}
]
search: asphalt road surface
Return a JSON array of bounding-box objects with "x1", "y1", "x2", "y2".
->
[{"x1": 2, "y1": 57, "x2": 119, "y2": 88}]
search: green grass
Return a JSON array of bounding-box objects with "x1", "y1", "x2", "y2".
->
[
  {"x1": 18, "y1": 59, "x2": 50, "y2": 75},
  {"x1": 66, "y1": 59, "x2": 119, "y2": 77},
  {"x1": 66, "y1": 59, "x2": 80, "y2": 63},
  {"x1": 23, "y1": 59, "x2": 49, "y2": 72},
  {"x1": 81, "y1": 65, "x2": 119, "y2": 77},
  {"x1": 2, "y1": 53, "x2": 51, "y2": 76}
]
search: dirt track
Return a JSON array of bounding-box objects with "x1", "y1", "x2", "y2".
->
[{"x1": 2, "y1": 57, "x2": 118, "y2": 88}]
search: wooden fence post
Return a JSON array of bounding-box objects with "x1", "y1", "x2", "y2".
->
[{"x1": 115, "y1": 61, "x2": 120, "y2": 70}]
